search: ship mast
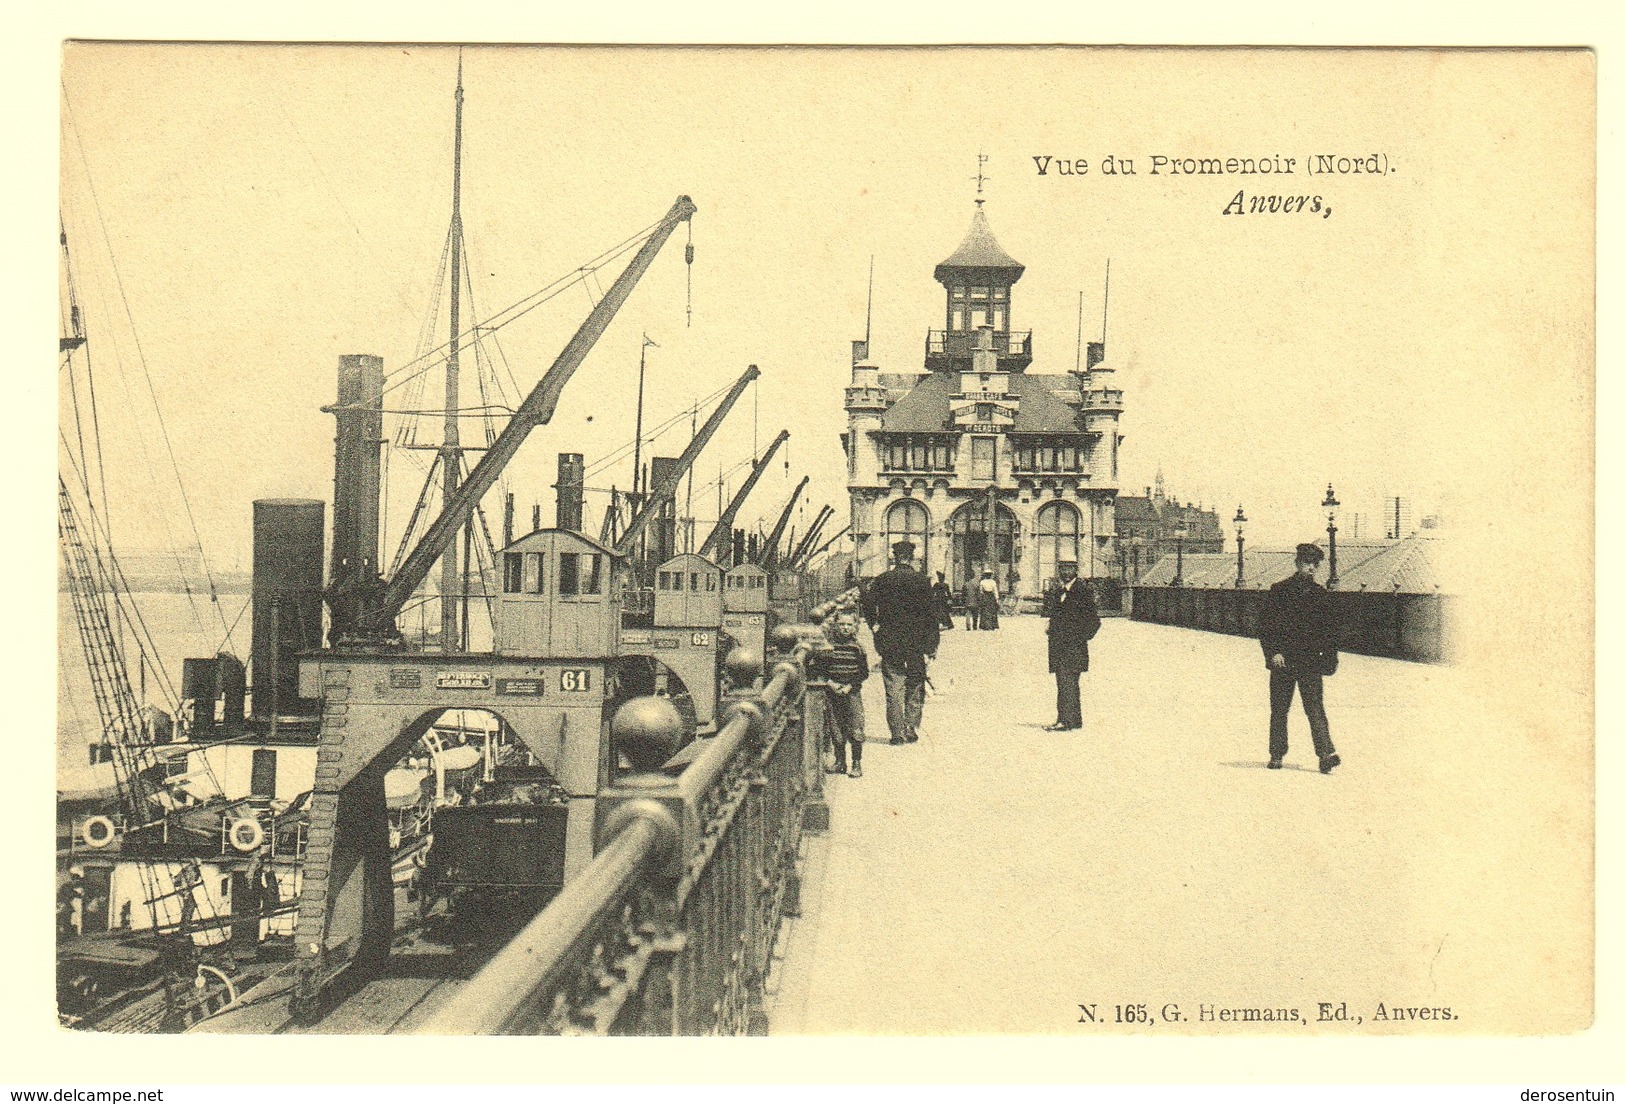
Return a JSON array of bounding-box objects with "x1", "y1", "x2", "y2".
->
[{"x1": 439, "y1": 53, "x2": 466, "y2": 652}]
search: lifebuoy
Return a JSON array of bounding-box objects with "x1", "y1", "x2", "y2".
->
[
  {"x1": 81, "y1": 815, "x2": 116, "y2": 849},
  {"x1": 228, "y1": 817, "x2": 264, "y2": 853}
]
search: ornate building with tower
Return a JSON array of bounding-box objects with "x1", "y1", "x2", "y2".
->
[
  {"x1": 1113, "y1": 470, "x2": 1226, "y2": 582},
  {"x1": 842, "y1": 203, "x2": 1125, "y2": 602}
]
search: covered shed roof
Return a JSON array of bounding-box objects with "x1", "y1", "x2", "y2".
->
[{"x1": 1135, "y1": 536, "x2": 1446, "y2": 594}]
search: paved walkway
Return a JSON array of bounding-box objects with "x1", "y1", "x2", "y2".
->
[{"x1": 768, "y1": 615, "x2": 1588, "y2": 1035}]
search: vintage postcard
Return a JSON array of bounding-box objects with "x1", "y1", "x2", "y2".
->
[{"x1": 38, "y1": 38, "x2": 1602, "y2": 1079}]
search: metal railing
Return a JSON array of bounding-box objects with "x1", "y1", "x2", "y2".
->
[
  {"x1": 422, "y1": 633, "x2": 831, "y2": 1035},
  {"x1": 924, "y1": 329, "x2": 1032, "y2": 360},
  {"x1": 1130, "y1": 585, "x2": 1453, "y2": 664}
]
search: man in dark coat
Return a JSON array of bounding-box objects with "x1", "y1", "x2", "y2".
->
[
  {"x1": 931, "y1": 571, "x2": 955, "y2": 630},
  {"x1": 1258, "y1": 543, "x2": 1341, "y2": 773},
  {"x1": 861, "y1": 540, "x2": 940, "y2": 745},
  {"x1": 1043, "y1": 560, "x2": 1101, "y2": 731}
]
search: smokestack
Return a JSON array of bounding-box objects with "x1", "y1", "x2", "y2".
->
[
  {"x1": 218, "y1": 654, "x2": 246, "y2": 728},
  {"x1": 972, "y1": 326, "x2": 998, "y2": 373},
  {"x1": 252, "y1": 499, "x2": 325, "y2": 721},
  {"x1": 327, "y1": 354, "x2": 384, "y2": 641},
  {"x1": 556, "y1": 452, "x2": 585, "y2": 531},
  {"x1": 650, "y1": 456, "x2": 681, "y2": 563},
  {"x1": 182, "y1": 658, "x2": 219, "y2": 739},
  {"x1": 503, "y1": 493, "x2": 515, "y2": 547}
]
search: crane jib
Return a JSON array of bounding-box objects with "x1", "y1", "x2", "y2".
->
[
  {"x1": 370, "y1": 195, "x2": 697, "y2": 632},
  {"x1": 611, "y1": 364, "x2": 761, "y2": 559},
  {"x1": 698, "y1": 428, "x2": 789, "y2": 558},
  {"x1": 761, "y1": 475, "x2": 808, "y2": 567}
]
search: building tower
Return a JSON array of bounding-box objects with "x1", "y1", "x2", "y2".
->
[
  {"x1": 842, "y1": 199, "x2": 1126, "y2": 600},
  {"x1": 927, "y1": 204, "x2": 1030, "y2": 372}
]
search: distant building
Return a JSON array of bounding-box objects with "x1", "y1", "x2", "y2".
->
[
  {"x1": 1113, "y1": 471, "x2": 1224, "y2": 581},
  {"x1": 842, "y1": 202, "x2": 1125, "y2": 601},
  {"x1": 114, "y1": 548, "x2": 206, "y2": 579},
  {"x1": 58, "y1": 546, "x2": 252, "y2": 594}
]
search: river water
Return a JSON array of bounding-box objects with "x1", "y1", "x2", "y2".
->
[{"x1": 57, "y1": 589, "x2": 253, "y2": 778}]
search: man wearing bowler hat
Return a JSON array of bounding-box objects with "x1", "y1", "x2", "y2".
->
[
  {"x1": 861, "y1": 539, "x2": 940, "y2": 745},
  {"x1": 1259, "y1": 542, "x2": 1342, "y2": 773},
  {"x1": 1043, "y1": 559, "x2": 1100, "y2": 731}
]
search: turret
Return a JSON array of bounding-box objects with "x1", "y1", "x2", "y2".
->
[
  {"x1": 926, "y1": 205, "x2": 1031, "y2": 372},
  {"x1": 1078, "y1": 342, "x2": 1123, "y2": 498},
  {"x1": 845, "y1": 343, "x2": 886, "y2": 486}
]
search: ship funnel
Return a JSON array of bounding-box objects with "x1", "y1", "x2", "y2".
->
[
  {"x1": 252, "y1": 499, "x2": 325, "y2": 721},
  {"x1": 327, "y1": 354, "x2": 384, "y2": 640},
  {"x1": 556, "y1": 452, "x2": 585, "y2": 531}
]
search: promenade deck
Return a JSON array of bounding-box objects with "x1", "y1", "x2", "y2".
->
[{"x1": 769, "y1": 615, "x2": 1588, "y2": 1035}]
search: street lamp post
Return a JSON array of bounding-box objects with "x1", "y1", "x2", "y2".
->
[
  {"x1": 1322, "y1": 483, "x2": 1340, "y2": 589},
  {"x1": 1172, "y1": 522, "x2": 1188, "y2": 587},
  {"x1": 1233, "y1": 505, "x2": 1248, "y2": 588}
]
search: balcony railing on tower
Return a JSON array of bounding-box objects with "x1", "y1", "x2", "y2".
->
[{"x1": 924, "y1": 329, "x2": 1032, "y2": 370}]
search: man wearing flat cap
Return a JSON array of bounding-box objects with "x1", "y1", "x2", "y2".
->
[
  {"x1": 861, "y1": 539, "x2": 940, "y2": 745},
  {"x1": 1043, "y1": 559, "x2": 1100, "y2": 731},
  {"x1": 1258, "y1": 542, "x2": 1342, "y2": 773}
]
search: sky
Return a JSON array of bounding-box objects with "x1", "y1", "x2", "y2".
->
[{"x1": 59, "y1": 45, "x2": 1591, "y2": 593}]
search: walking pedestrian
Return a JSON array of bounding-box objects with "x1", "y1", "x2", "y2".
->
[
  {"x1": 975, "y1": 568, "x2": 1001, "y2": 630},
  {"x1": 1259, "y1": 543, "x2": 1342, "y2": 773},
  {"x1": 861, "y1": 540, "x2": 940, "y2": 745},
  {"x1": 932, "y1": 571, "x2": 955, "y2": 631},
  {"x1": 1043, "y1": 560, "x2": 1100, "y2": 731},
  {"x1": 810, "y1": 610, "x2": 871, "y2": 777}
]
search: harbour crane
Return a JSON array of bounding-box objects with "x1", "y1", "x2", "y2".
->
[
  {"x1": 699, "y1": 428, "x2": 789, "y2": 562},
  {"x1": 340, "y1": 195, "x2": 698, "y2": 642},
  {"x1": 759, "y1": 476, "x2": 808, "y2": 568},
  {"x1": 786, "y1": 505, "x2": 835, "y2": 572},
  {"x1": 611, "y1": 366, "x2": 761, "y2": 558}
]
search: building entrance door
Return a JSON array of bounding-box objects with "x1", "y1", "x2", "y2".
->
[{"x1": 946, "y1": 500, "x2": 1019, "y2": 598}]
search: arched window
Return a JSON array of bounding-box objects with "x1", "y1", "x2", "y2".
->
[
  {"x1": 1035, "y1": 502, "x2": 1082, "y2": 588},
  {"x1": 883, "y1": 499, "x2": 930, "y2": 566},
  {"x1": 945, "y1": 500, "x2": 1019, "y2": 592}
]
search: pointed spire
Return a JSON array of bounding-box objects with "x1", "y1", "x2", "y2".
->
[{"x1": 935, "y1": 205, "x2": 1024, "y2": 285}]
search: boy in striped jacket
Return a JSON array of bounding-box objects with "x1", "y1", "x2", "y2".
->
[{"x1": 810, "y1": 610, "x2": 871, "y2": 778}]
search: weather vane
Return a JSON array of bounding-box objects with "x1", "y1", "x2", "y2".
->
[{"x1": 973, "y1": 152, "x2": 989, "y2": 205}]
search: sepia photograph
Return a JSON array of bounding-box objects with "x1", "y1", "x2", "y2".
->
[{"x1": 42, "y1": 36, "x2": 1600, "y2": 1069}]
